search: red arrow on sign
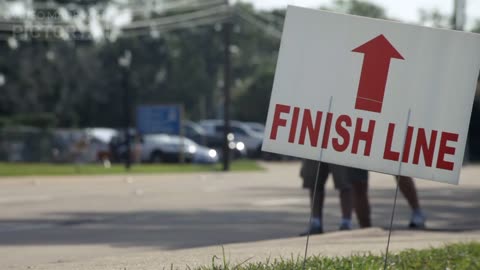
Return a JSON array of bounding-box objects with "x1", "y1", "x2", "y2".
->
[{"x1": 352, "y1": 34, "x2": 404, "y2": 113}]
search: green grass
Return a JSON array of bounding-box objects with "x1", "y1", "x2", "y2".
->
[
  {"x1": 0, "y1": 160, "x2": 263, "y2": 177},
  {"x1": 199, "y1": 242, "x2": 480, "y2": 270}
]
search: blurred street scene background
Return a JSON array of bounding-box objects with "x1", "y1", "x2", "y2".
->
[{"x1": 0, "y1": 0, "x2": 479, "y2": 169}]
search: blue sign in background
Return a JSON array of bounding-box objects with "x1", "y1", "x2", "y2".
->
[{"x1": 136, "y1": 105, "x2": 181, "y2": 135}]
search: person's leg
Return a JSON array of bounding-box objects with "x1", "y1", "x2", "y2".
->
[
  {"x1": 397, "y1": 176, "x2": 420, "y2": 210},
  {"x1": 397, "y1": 176, "x2": 426, "y2": 228},
  {"x1": 351, "y1": 176, "x2": 371, "y2": 228},
  {"x1": 301, "y1": 161, "x2": 328, "y2": 235},
  {"x1": 338, "y1": 188, "x2": 353, "y2": 230},
  {"x1": 330, "y1": 165, "x2": 354, "y2": 230},
  {"x1": 312, "y1": 162, "x2": 329, "y2": 220},
  {"x1": 310, "y1": 187, "x2": 324, "y2": 228},
  {"x1": 339, "y1": 189, "x2": 352, "y2": 220}
]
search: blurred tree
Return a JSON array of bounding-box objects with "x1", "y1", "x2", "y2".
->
[
  {"x1": 472, "y1": 20, "x2": 480, "y2": 33},
  {"x1": 229, "y1": 3, "x2": 282, "y2": 122},
  {"x1": 330, "y1": 0, "x2": 386, "y2": 19},
  {"x1": 0, "y1": 0, "x2": 394, "y2": 128},
  {"x1": 233, "y1": 67, "x2": 275, "y2": 123},
  {"x1": 231, "y1": 0, "x2": 388, "y2": 123},
  {"x1": 419, "y1": 9, "x2": 451, "y2": 28}
]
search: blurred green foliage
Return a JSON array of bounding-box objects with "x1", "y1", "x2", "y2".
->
[{"x1": 1, "y1": 0, "x2": 476, "y2": 128}]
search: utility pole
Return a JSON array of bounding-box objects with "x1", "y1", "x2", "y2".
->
[
  {"x1": 453, "y1": 0, "x2": 471, "y2": 165},
  {"x1": 119, "y1": 50, "x2": 132, "y2": 171},
  {"x1": 222, "y1": 0, "x2": 232, "y2": 171},
  {"x1": 453, "y1": 0, "x2": 466, "y2": 30}
]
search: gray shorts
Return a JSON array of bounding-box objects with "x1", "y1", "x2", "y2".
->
[{"x1": 301, "y1": 160, "x2": 368, "y2": 191}]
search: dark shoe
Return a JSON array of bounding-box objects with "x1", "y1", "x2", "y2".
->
[
  {"x1": 409, "y1": 221, "x2": 426, "y2": 229},
  {"x1": 339, "y1": 223, "x2": 352, "y2": 231},
  {"x1": 299, "y1": 226, "x2": 323, "y2": 236},
  {"x1": 409, "y1": 213, "x2": 426, "y2": 229}
]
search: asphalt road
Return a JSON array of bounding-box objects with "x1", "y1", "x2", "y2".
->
[{"x1": 1, "y1": 162, "x2": 479, "y2": 269}]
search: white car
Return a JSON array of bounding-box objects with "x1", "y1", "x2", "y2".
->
[{"x1": 140, "y1": 134, "x2": 218, "y2": 164}]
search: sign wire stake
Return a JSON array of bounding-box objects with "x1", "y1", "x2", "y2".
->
[
  {"x1": 302, "y1": 96, "x2": 333, "y2": 270},
  {"x1": 383, "y1": 108, "x2": 411, "y2": 270},
  {"x1": 383, "y1": 179, "x2": 399, "y2": 270}
]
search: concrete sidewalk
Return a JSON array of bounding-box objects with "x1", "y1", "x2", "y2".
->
[{"x1": 32, "y1": 227, "x2": 480, "y2": 269}]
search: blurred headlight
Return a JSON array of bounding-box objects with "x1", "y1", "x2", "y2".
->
[
  {"x1": 227, "y1": 133, "x2": 234, "y2": 141},
  {"x1": 236, "y1": 142, "x2": 245, "y2": 151},
  {"x1": 228, "y1": 142, "x2": 236, "y2": 149},
  {"x1": 208, "y1": 149, "x2": 217, "y2": 158},
  {"x1": 188, "y1": 145, "x2": 197, "y2": 153}
]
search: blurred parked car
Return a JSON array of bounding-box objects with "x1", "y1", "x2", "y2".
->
[
  {"x1": 244, "y1": 122, "x2": 265, "y2": 135},
  {"x1": 199, "y1": 120, "x2": 263, "y2": 158},
  {"x1": 85, "y1": 128, "x2": 118, "y2": 144},
  {"x1": 85, "y1": 128, "x2": 118, "y2": 162},
  {"x1": 183, "y1": 120, "x2": 246, "y2": 159},
  {"x1": 203, "y1": 133, "x2": 247, "y2": 160},
  {"x1": 141, "y1": 134, "x2": 218, "y2": 164},
  {"x1": 52, "y1": 128, "x2": 117, "y2": 163},
  {"x1": 183, "y1": 120, "x2": 207, "y2": 145}
]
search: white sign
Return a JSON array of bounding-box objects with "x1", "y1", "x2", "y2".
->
[{"x1": 262, "y1": 6, "x2": 480, "y2": 184}]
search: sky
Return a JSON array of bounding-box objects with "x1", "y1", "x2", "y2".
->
[{"x1": 237, "y1": 0, "x2": 480, "y2": 29}]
